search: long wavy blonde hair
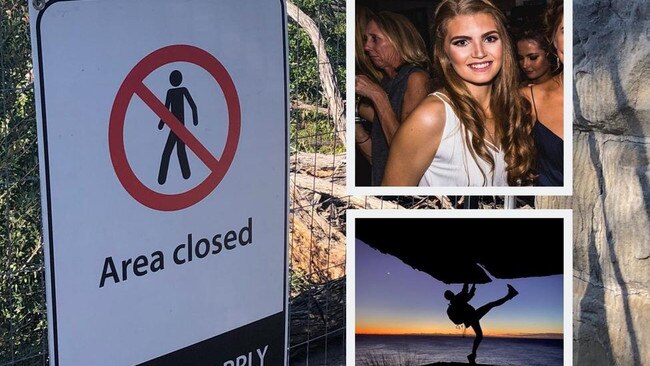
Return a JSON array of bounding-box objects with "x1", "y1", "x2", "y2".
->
[
  {"x1": 368, "y1": 11, "x2": 431, "y2": 76},
  {"x1": 432, "y1": 0, "x2": 535, "y2": 185},
  {"x1": 356, "y1": 7, "x2": 382, "y2": 82}
]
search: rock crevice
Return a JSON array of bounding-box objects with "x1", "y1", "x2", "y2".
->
[{"x1": 565, "y1": 1, "x2": 650, "y2": 364}]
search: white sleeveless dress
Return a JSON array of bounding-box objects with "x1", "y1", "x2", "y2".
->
[{"x1": 418, "y1": 92, "x2": 508, "y2": 187}]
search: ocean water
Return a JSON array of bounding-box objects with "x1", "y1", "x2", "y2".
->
[{"x1": 356, "y1": 334, "x2": 563, "y2": 366}]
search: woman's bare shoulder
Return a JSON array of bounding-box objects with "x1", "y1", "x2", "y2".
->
[
  {"x1": 409, "y1": 68, "x2": 431, "y2": 81},
  {"x1": 536, "y1": 74, "x2": 563, "y2": 94},
  {"x1": 402, "y1": 92, "x2": 447, "y2": 132},
  {"x1": 419, "y1": 92, "x2": 447, "y2": 111},
  {"x1": 519, "y1": 84, "x2": 533, "y2": 100},
  {"x1": 406, "y1": 69, "x2": 433, "y2": 90}
]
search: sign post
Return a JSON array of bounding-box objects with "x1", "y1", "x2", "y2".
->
[{"x1": 29, "y1": 1, "x2": 288, "y2": 365}]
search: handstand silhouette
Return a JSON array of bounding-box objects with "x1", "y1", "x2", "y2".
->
[
  {"x1": 158, "y1": 70, "x2": 198, "y2": 185},
  {"x1": 445, "y1": 283, "x2": 519, "y2": 365}
]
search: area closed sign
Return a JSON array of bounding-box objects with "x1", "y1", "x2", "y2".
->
[{"x1": 29, "y1": 0, "x2": 288, "y2": 365}]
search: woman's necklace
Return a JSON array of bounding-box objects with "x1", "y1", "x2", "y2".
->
[{"x1": 485, "y1": 116, "x2": 497, "y2": 147}]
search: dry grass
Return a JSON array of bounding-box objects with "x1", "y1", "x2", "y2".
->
[{"x1": 357, "y1": 352, "x2": 426, "y2": 366}]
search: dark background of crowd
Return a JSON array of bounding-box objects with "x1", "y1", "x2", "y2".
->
[{"x1": 356, "y1": 0, "x2": 548, "y2": 54}]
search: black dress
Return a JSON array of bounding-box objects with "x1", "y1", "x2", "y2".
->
[
  {"x1": 370, "y1": 64, "x2": 425, "y2": 186},
  {"x1": 530, "y1": 85, "x2": 563, "y2": 186}
]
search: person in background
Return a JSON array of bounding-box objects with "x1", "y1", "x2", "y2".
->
[
  {"x1": 515, "y1": 24, "x2": 558, "y2": 86},
  {"x1": 520, "y1": 0, "x2": 564, "y2": 186},
  {"x1": 355, "y1": 11, "x2": 433, "y2": 186},
  {"x1": 382, "y1": 0, "x2": 535, "y2": 187},
  {"x1": 354, "y1": 6, "x2": 380, "y2": 186},
  {"x1": 355, "y1": 7, "x2": 382, "y2": 84}
]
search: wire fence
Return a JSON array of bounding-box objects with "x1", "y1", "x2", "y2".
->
[{"x1": 0, "y1": 1, "x2": 526, "y2": 365}]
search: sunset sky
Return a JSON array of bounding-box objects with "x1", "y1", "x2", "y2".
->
[{"x1": 355, "y1": 239, "x2": 564, "y2": 338}]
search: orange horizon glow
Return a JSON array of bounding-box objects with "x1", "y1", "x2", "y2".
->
[
  {"x1": 355, "y1": 324, "x2": 563, "y2": 339},
  {"x1": 355, "y1": 328, "x2": 563, "y2": 339}
]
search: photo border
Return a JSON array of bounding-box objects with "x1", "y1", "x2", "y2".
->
[
  {"x1": 345, "y1": 0, "x2": 573, "y2": 196},
  {"x1": 346, "y1": 209, "x2": 573, "y2": 365}
]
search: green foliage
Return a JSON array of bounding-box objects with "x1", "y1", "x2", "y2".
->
[
  {"x1": 288, "y1": 0, "x2": 346, "y2": 154},
  {"x1": 289, "y1": 267, "x2": 311, "y2": 297},
  {"x1": 1, "y1": 1, "x2": 46, "y2": 364},
  {"x1": 288, "y1": 0, "x2": 345, "y2": 104},
  {"x1": 290, "y1": 109, "x2": 344, "y2": 154}
]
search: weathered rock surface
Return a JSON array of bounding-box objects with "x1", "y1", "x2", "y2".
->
[
  {"x1": 571, "y1": 132, "x2": 650, "y2": 366},
  {"x1": 573, "y1": 1, "x2": 650, "y2": 136},
  {"x1": 546, "y1": 1, "x2": 650, "y2": 364}
]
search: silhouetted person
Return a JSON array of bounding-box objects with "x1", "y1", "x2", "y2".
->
[
  {"x1": 445, "y1": 283, "x2": 519, "y2": 364},
  {"x1": 158, "y1": 70, "x2": 198, "y2": 185}
]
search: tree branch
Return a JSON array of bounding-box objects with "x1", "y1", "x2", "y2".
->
[{"x1": 286, "y1": 0, "x2": 346, "y2": 145}]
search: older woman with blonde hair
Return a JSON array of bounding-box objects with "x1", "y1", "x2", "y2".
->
[
  {"x1": 382, "y1": 0, "x2": 535, "y2": 187},
  {"x1": 355, "y1": 7, "x2": 382, "y2": 84},
  {"x1": 355, "y1": 11, "x2": 433, "y2": 186}
]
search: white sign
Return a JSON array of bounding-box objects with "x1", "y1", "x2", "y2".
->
[{"x1": 29, "y1": 0, "x2": 288, "y2": 364}]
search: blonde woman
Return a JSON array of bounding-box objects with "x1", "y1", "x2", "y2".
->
[
  {"x1": 355, "y1": 11, "x2": 433, "y2": 186},
  {"x1": 354, "y1": 6, "x2": 380, "y2": 185},
  {"x1": 355, "y1": 7, "x2": 382, "y2": 84},
  {"x1": 382, "y1": 0, "x2": 535, "y2": 187}
]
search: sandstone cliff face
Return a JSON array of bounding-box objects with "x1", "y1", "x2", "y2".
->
[{"x1": 570, "y1": 1, "x2": 649, "y2": 365}]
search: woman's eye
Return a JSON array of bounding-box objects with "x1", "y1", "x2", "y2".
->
[
  {"x1": 485, "y1": 35, "x2": 499, "y2": 43},
  {"x1": 452, "y1": 39, "x2": 468, "y2": 47},
  {"x1": 530, "y1": 55, "x2": 539, "y2": 61}
]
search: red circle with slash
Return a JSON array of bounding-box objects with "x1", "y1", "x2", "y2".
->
[{"x1": 109, "y1": 44, "x2": 240, "y2": 211}]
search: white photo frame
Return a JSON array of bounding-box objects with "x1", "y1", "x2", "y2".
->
[
  {"x1": 346, "y1": 0, "x2": 573, "y2": 197},
  {"x1": 346, "y1": 209, "x2": 573, "y2": 366}
]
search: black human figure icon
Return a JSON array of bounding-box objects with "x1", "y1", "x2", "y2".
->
[
  {"x1": 444, "y1": 283, "x2": 519, "y2": 365},
  {"x1": 157, "y1": 70, "x2": 198, "y2": 185}
]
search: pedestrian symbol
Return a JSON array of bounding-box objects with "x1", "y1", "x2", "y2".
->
[
  {"x1": 109, "y1": 45, "x2": 241, "y2": 211},
  {"x1": 158, "y1": 70, "x2": 199, "y2": 185}
]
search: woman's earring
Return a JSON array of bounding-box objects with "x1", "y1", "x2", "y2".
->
[{"x1": 552, "y1": 53, "x2": 561, "y2": 72}]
